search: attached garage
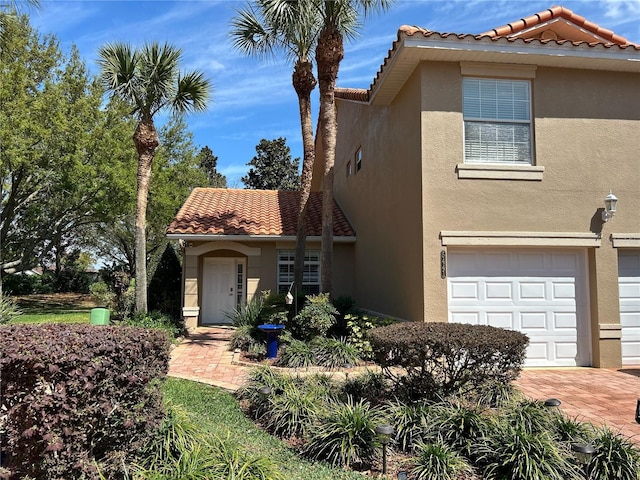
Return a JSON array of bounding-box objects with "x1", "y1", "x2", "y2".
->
[
  {"x1": 618, "y1": 250, "x2": 640, "y2": 365},
  {"x1": 447, "y1": 248, "x2": 591, "y2": 367}
]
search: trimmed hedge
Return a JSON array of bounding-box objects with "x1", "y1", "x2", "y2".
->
[
  {"x1": 0, "y1": 324, "x2": 171, "y2": 479},
  {"x1": 368, "y1": 322, "x2": 528, "y2": 400}
]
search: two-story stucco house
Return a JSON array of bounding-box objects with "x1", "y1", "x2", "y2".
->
[{"x1": 168, "y1": 5, "x2": 639, "y2": 369}]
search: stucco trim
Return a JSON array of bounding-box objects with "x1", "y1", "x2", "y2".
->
[
  {"x1": 460, "y1": 62, "x2": 537, "y2": 78},
  {"x1": 440, "y1": 231, "x2": 601, "y2": 247},
  {"x1": 456, "y1": 163, "x2": 544, "y2": 180},
  {"x1": 186, "y1": 241, "x2": 262, "y2": 257},
  {"x1": 598, "y1": 323, "x2": 622, "y2": 340},
  {"x1": 182, "y1": 306, "x2": 200, "y2": 316},
  {"x1": 610, "y1": 234, "x2": 640, "y2": 248},
  {"x1": 168, "y1": 234, "x2": 356, "y2": 244}
]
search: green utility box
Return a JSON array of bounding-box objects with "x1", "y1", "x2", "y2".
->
[{"x1": 90, "y1": 308, "x2": 111, "y2": 325}]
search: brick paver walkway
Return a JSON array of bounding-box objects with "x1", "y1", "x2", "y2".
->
[{"x1": 169, "y1": 327, "x2": 640, "y2": 440}]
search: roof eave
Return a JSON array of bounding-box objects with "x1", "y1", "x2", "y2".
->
[
  {"x1": 166, "y1": 233, "x2": 357, "y2": 243},
  {"x1": 367, "y1": 35, "x2": 640, "y2": 106}
]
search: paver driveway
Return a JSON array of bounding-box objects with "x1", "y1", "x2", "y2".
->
[{"x1": 169, "y1": 327, "x2": 640, "y2": 440}]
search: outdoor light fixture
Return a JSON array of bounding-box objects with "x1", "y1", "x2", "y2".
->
[
  {"x1": 397, "y1": 471, "x2": 408, "y2": 480},
  {"x1": 544, "y1": 398, "x2": 562, "y2": 408},
  {"x1": 635, "y1": 399, "x2": 640, "y2": 425},
  {"x1": 258, "y1": 386, "x2": 272, "y2": 398},
  {"x1": 601, "y1": 191, "x2": 618, "y2": 222},
  {"x1": 571, "y1": 443, "x2": 596, "y2": 476},
  {"x1": 375, "y1": 424, "x2": 394, "y2": 475}
]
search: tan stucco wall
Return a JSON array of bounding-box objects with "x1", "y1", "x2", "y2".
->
[
  {"x1": 333, "y1": 68, "x2": 424, "y2": 320},
  {"x1": 334, "y1": 60, "x2": 639, "y2": 366},
  {"x1": 180, "y1": 239, "x2": 354, "y2": 328}
]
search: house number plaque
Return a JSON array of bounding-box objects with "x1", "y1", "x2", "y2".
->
[{"x1": 440, "y1": 250, "x2": 447, "y2": 279}]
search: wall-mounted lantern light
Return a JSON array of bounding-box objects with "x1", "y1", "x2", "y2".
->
[{"x1": 602, "y1": 191, "x2": 618, "y2": 222}]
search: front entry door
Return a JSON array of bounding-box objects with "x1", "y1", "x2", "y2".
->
[{"x1": 202, "y1": 258, "x2": 236, "y2": 324}]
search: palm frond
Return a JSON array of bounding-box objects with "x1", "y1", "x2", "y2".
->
[
  {"x1": 229, "y1": 6, "x2": 277, "y2": 58},
  {"x1": 172, "y1": 71, "x2": 211, "y2": 114}
]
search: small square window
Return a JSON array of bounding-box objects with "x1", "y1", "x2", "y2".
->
[
  {"x1": 346, "y1": 161, "x2": 352, "y2": 177},
  {"x1": 355, "y1": 148, "x2": 362, "y2": 172}
]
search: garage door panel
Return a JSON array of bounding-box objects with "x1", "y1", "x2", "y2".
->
[
  {"x1": 618, "y1": 250, "x2": 640, "y2": 366},
  {"x1": 448, "y1": 249, "x2": 589, "y2": 367}
]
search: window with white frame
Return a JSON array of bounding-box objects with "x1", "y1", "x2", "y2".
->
[
  {"x1": 277, "y1": 250, "x2": 320, "y2": 295},
  {"x1": 463, "y1": 78, "x2": 532, "y2": 164}
]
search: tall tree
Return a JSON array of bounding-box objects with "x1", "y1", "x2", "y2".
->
[
  {"x1": 242, "y1": 137, "x2": 300, "y2": 190},
  {"x1": 231, "y1": 0, "x2": 319, "y2": 294},
  {"x1": 315, "y1": 0, "x2": 391, "y2": 293},
  {"x1": 98, "y1": 42, "x2": 211, "y2": 314},
  {"x1": 197, "y1": 146, "x2": 227, "y2": 187}
]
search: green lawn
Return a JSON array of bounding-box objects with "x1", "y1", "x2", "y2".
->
[
  {"x1": 9, "y1": 311, "x2": 90, "y2": 324},
  {"x1": 163, "y1": 378, "x2": 364, "y2": 480}
]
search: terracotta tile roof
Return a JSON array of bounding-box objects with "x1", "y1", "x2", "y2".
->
[
  {"x1": 335, "y1": 87, "x2": 369, "y2": 102},
  {"x1": 481, "y1": 5, "x2": 635, "y2": 46},
  {"x1": 167, "y1": 188, "x2": 355, "y2": 237}
]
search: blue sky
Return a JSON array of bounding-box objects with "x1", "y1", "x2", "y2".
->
[{"x1": 29, "y1": 0, "x2": 640, "y2": 186}]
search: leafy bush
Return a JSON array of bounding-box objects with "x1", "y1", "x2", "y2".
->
[
  {"x1": 148, "y1": 243, "x2": 182, "y2": 319},
  {"x1": 587, "y1": 427, "x2": 640, "y2": 480},
  {"x1": 341, "y1": 369, "x2": 389, "y2": 405},
  {"x1": 550, "y1": 414, "x2": 592, "y2": 444},
  {"x1": 264, "y1": 383, "x2": 323, "y2": 438},
  {"x1": 345, "y1": 313, "x2": 395, "y2": 361},
  {"x1": 0, "y1": 323, "x2": 171, "y2": 479},
  {"x1": 411, "y1": 440, "x2": 473, "y2": 480},
  {"x1": 89, "y1": 280, "x2": 116, "y2": 308},
  {"x1": 304, "y1": 396, "x2": 383, "y2": 468},
  {"x1": 2, "y1": 272, "x2": 42, "y2": 295},
  {"x1": 505, "y1": 399, "x2": 554, "y2": 436},
  {"x1": 286, "y1": 293, "x2": 338, "y2": 341},
  {"x1": 0, "y1": 294, "x2": 21, "y2": 324},
  {"x1": 122, "y1": 311, "x2": 184, "y2": 340},
  {"x1": 227, "y1": 293, "x2": 265, "y2": 327},
  {"x1": 369, "y1": 322, "x2": 528, "y2": 401}
]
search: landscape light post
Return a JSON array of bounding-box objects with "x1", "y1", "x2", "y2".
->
[{"x1": 375, "y1": 424, "x2": 394, "y2": 475}]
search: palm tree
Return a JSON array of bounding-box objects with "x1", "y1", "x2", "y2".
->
[
  {"x1": 231, "y1": 0, "x2": 320, "y2": 296},
  {"x1": 98, "y1": 42, "x2": 210, "y2": 313},
  {"x1": 315, "y1": 0, "x2": 392, "y2": 294}
]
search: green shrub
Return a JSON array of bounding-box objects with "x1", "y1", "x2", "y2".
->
[
  {"x1": 587, "y1": 427, "x2": 640, "y2": 480},
  {"x1": 345, "y1": 313, "x2": 395, "y2": 361},
  {"x1": 286, "y1": 293, "x2": 338, "y2": 341},
  {"x1": 231, "y1": 324, "x2": 264, "y2": 352},
  {"x1": 236, "y1": 367, "x2": 297, "y2": 418},
  {"x1": 122, "y1": 311, "x2": 184, "y2": 339},
  {"x1": 368, "y1": 322, "x2": 528, "y2": 401},
  {"x1": 0, "y1": 323, "x2": 171, "y2": 479},
  {"x1": 411, "y1": 440, "x2": 473, "y2": 480},
  {"x1": 384, "y1": 400, "x2": 432, "y2": 452},
  {"x1": 226, "y1": 293, "x2": 265, "y2": 327},
  {"x1": 0, "y1": 294, "x2": 21, "y2": 324},
  {"x1": 341, "y1": 369, "x2": 389, "y2": 405},
  {"x1": 550, "y1": 414, "x2": 592, "y2": 444},
  {"x1": 505, "y1": 399, "x2": 554, "y2": 436},
  {"x1": 2, "y1": 272, "x2": 42, "y2": 295},
  {"x1": 276, "y1": 338, "x2": 315, "y2": 368},
  {"x1": 426, "y1": 401, "x2": 495, "y2": 458},
  {"x1": 264, "y1": 383, "x2": 323, "y2": 438},
  {"x1": 208, "y1": 434, "x2": 285, "y2": 480},
  {"x1": 148, "y1": 243, "x2": 182, "y2": 319},
  {"x1": 477, "y1": 427, "x2": 580, "y2": 480},
  {"x1": 89, "y1": 281, "x2": 116, "y2": 309},
  {"x1": 312, "y1": 336, "x2": 361, "y2": 368},
  {"x1": 304, "y1": 396, "x2": 383, "y2": 468}
]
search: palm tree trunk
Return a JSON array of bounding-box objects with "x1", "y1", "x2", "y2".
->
[
  {"x1": 133, "y1": 116, "x2": 159, "y2": 314},
  {"x1": 293, "y1": 59, "x2": 317, "y2": 295},
  {"x1": 316, "y1": 24, "x2": 343, "y2": 295}
]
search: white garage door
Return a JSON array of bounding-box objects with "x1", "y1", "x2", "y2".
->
[
  {"x1": 619, "y1": 250, "x2": 640, "y2": 365},
  {"x1": 448, "y1": 249, "x2": 591, "y2": 367}
]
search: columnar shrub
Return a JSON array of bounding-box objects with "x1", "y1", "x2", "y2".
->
[
  {"x1": 368, "y1": 322, "x2": 529, "y2": 400},
  {"x1": 0, "y1": 323, "x2": 171, "y2": 479}
]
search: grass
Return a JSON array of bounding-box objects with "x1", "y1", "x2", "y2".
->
[
  {"x1": 162, "y1": 378, "x2": 365, "y2": 479},
  {"x1": 9, "y1": 311, "x2": 90, "y2": 324},
  {"x1": 10, "y1": 293, "x2": 93, "y2": 324}
]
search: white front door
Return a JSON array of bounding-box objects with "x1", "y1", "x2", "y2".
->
[
  {"x1": 447, "y1": 248, "x2": 590, "y2": 367},
  {"x1": 619, "y1": 250, "x2": 640, "y2": 365},
  {"x1": 202, "y1": 258, "x2": 236, "y2": 325}
]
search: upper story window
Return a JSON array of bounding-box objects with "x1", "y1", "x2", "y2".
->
[
  {"x1": 463, "y1": 78, "x2": 532, "y2": 164},
  {"x1": 346, "y1": 160, "x2": 352, "y2": 177},
  {"x1": 355, "y1": 147, "x2": 362, "y2": 172}
]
